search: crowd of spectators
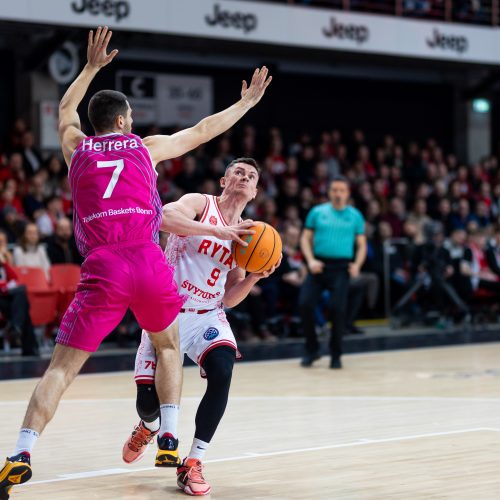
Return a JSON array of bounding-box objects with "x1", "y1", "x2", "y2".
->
[{"x1": 2, "y1": 117, "x2": 500, "y2": 349}]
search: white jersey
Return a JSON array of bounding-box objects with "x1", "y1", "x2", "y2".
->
[{"x1": 165, "y1": 194, "x2": 236, "y2": 311}]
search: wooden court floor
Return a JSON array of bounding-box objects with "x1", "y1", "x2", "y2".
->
[{"x1": 1, "y1": 343, "x2": 500, "y2": 499}]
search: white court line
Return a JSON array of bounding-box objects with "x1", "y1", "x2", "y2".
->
[
  {"x1": 22, "y1": 427, "x2": 499, "y2": 487},
  {"x1": 3, "y1": 395, "x2": 500, "y2": 405}
]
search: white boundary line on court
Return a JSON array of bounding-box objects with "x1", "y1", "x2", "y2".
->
[
  {"x1": 21, "y1": 427, "x2": 500, "y2": 487},
  {"x1": 3, "y1": 395, "x2": 500, "y2": 405}
]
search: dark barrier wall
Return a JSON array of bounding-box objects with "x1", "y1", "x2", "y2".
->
[{"x1": 0, "y1": 50, "x2": 15, "y2": 146}]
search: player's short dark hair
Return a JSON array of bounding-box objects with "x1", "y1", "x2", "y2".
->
[
  {"x1": 330, "y1": 175, "x2": 350, "y2": 187},
  {"x1": 225, "y1": 157, "x2": 261, "y2": 176},
  {"x1": 88, "y1": 90, "x2": 129, "y2": 133}
]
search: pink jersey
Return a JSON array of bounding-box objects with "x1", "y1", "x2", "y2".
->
[{"x1": 69, "y1": 133, "x2": 162, "y2": 256}]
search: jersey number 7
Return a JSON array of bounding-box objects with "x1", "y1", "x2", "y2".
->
[{"x1": 97, "y1": 159, "x2": 125, "y2": 199}]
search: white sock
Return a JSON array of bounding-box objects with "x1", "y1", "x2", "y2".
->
[
  {"x1": 188, "y1": 438, "x2": 209, "y2": 461},
  {"x1": 143, "y1": 418, "x2": 160, "y2": 433},
  {"x1": 13, "y1": 428, "x2": 39, "y2": 455},
  {"x1": 159, "y1": 404, "x2": 179, "y2": 438}
]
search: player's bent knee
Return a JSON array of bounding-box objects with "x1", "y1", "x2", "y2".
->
[
  {"x1": 203, "y1": 347, "x2": 235, "y2": 387},
  {"x1": 43, "y1": 366, "x2": 75, "y2": 391},
  {"x1": 136, "y1": 383, "x2": 160, "y2": 422}
]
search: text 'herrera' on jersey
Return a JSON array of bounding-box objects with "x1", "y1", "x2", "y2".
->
[{"x1": 69, "y1": 133, "x2": 162, "y2": 257}]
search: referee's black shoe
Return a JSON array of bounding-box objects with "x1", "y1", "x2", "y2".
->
[
  {"x1": 330, "y1": 356, "x2": 343, "y2": 369},
  {"x1": 300, "y1": 351, "x2": 321, "y2": 367}
]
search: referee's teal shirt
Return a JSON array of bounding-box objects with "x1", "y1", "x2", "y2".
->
[{"x1": 305, "y1": 203, "x2": 365, "y2": 259}]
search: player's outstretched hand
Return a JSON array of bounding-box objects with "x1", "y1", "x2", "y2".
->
[
  {"x1": 252, "y1": 254, "x2": 283, "y2": 280},
  {"x1": 214, "y1": 220, "x2": 256, "y2": 246},
  {"x1": 241, "y1": 66, "x2": 272, "y2": 108},
  {"x1": 87, "y1": 26, "x2": 118, "y2": 70}
]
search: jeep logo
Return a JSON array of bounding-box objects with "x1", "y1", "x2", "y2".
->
[
  {"x1": 426, "y1": 29, "x2": 468, "y2": 54},
  {"x1": 205, "y1": 3, "x2": 258, "y2": 34},
  {"x1": 71, "y1": 0, "x2": 130, "y2": 23},
  {"x1": 323, "y1": 17, "x2": 369, "y2": 45}
]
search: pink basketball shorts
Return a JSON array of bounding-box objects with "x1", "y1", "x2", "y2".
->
[{"x1": 56, "y1": 240, "x2": 183, "y2": 352}]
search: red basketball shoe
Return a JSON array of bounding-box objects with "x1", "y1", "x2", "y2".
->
[
  {"x1": 177, "y1": 458, "x2": 211, "y2": 496},
  {"x1": 122, "y1": 421, "x2": 158, "y2": 464}
]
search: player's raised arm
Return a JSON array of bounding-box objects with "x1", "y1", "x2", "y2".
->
[
  {"x1": 144, "y1": 67, "x2": 272, "y2": 165},
  {"x1": 58, "y1": 26, "x2": 118, "y2": 166},
  {"x1": 161, "y1": 194, "x2": 255, "y2": 246}
]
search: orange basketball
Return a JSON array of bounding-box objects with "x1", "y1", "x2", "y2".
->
[{"x1": 232, "y1": 222, "x2": 282, "y2": 273}]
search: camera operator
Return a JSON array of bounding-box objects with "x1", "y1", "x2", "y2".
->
[
  {"x1": 394, "y1": 222, "x2": 468, "y2": 318},
  {"x1": 444, "y1": 229, "x2": 470, "y2": 302}
]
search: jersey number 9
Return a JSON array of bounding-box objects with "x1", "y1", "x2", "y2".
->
[{"x1": 207, "y1": 268, "x2": 221, "y2": 287}]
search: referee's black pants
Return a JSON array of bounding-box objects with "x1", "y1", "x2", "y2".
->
[{"x1": 299, "y1": 259, "x2": 350, "y2": 359}]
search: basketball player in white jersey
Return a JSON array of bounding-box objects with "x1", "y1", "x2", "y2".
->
[{"x1": 122, "y1": 158, "x2": 280, "y2": 496}]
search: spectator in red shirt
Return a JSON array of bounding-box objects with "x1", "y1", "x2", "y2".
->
[
  {"x1": 358, "y1": 145, "x2": 376, "y2": 178},
  {"x1": 7, "y1": 118, "x2": 27, "y2": 152},
  {"x1": 266, "y1": 136, "x2": 287, "y2": 177},
  {"x1": 470, "y1": 163, "x2": 489, "y2": 192},
  {"x1": 0, "y1": 182, "x2": 24, "y2": 215},
  {"x1": 477, "y1": 181, "x2": 492, "y2": 207},
  {"x1": 0, "y1": 153, "x2": 23, "y2": 185},
  {"x1": 383, "y1": 197, "x2": 407, "y2": 237}
]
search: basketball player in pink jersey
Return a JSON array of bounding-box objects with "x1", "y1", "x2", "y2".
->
[
  {"x1": 122, "y1": 158, "x2": 281, "y2": 496},
  {"x1": 0, "y1": 27, "x2": 271, "y2": 499}
]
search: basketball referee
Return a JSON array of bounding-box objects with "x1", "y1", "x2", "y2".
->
[{"x1": 300, "y1": 176, "x2": 366, "y2": 369}]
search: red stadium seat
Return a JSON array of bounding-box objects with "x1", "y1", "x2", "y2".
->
[
  {"x1": 14, "y1": 266, "x2": 51, "y2": 290},
  {"x1": 14, "y1": 266, "x2": 58, "y2": 327},
  {"x1": 50, "y1": 264, "x2": 81, "y2": 321},
  {"x1": 50, "y1": 264, "x2": 81, "y2": 291}
]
